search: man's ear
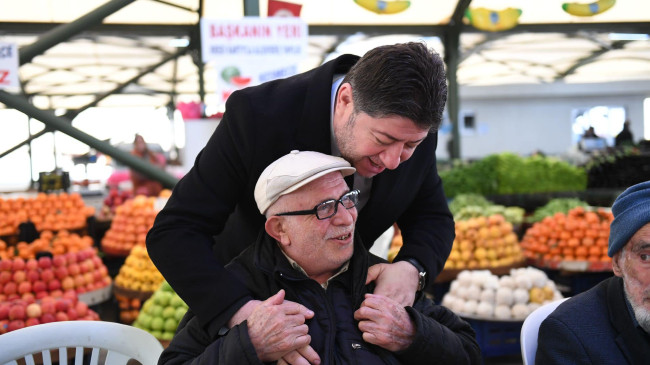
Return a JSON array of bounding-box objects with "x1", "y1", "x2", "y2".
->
[
  {"x1": 612, "y1": 251, "x2": 623, "y2": 277},
  {"x1": 265, "y1": 216, "x2": 290, "y2": 246},
  {"x1": 336, "y1": 83, "x2": 354, "y2": 110}
]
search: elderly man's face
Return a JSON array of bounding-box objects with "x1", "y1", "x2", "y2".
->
[
  {"x1": 613, "y1": 222, "x2": 650, "y2": 331},
  {"x1": 275, "y1": 172, "x2": 357, "y2": 283}
]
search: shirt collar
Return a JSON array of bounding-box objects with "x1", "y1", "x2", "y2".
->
[{"x1": 278, "y1": 244, "x2": 349, "y2": 290}]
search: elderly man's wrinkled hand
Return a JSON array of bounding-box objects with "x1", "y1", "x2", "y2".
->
[
  {"x1": 366, "y1": 261, "x2": 418, "y2": 307},
  {"x1": 247, "y1": 289, "x2": 317, "y2": 362},
  {"x1": 354, "y1": 293, "x2": 416, "y2": 352}
]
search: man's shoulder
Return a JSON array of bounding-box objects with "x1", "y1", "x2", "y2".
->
[{"x1": 547, "y1": 277, "x2": 612, "y2": 323}]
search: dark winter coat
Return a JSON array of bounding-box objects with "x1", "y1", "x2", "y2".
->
[
  {"x1": 537, "y1": 276, "x2": 650, "y2": 364},
  {"x1": 159, "y1": 231, "x2": 480, "y2": 365}
]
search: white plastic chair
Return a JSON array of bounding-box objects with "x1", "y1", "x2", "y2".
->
[
  {"x1": 0, "y1": 320, "x2": 164, "y2": 365},
  {"x1": 520, "y1": 297, "x2": 570, "y2": 365}
]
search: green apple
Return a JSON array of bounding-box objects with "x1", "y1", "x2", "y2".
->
[
  {"x1": 162, "y1": 306, "x2": 176, "y2": 319},
  {"x1": 150, "y1": 330, "x2": 163, "y2": 340},
  {"x1": 150, "y1": 317, "x2": 164, "y2": 331},
  {"x1": 170, "y1": 295, "x2": 186, "y2": 308},
  {"x1": 138, "y1": 313, "x2": 153, "y2": 329},
  {"x1": 150, "y1": 305, "x2": 164, "y2": 318},
  {"x1": 175, "y1": 307, "x2": 187, "y2": 322},
  {"x1": 164, "y1": 317, "x2": 178, "y2": 332},
  {"x1": 161, "y1": 331, "x2": 175, "y2": 341}
]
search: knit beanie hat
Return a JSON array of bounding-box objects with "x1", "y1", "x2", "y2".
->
[{"x1": 608, "y1": 180, "x2": 650, "y2": 257}]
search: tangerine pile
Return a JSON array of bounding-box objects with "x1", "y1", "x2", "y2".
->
[
  {"x1": 0, "y1": 193, "x2": 95, "y2": 236},
  {"x1": 0, "y1": 230, "x2": 94, "y2": 260},
  {"x1": 520, "y1": 206, "x2": 613, "y2": 268},
  {"x1": 101, "y1": 195, "x2": 157, "y2": 255}
]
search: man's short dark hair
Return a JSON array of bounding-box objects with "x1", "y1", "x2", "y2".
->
[{"x1": 342, "y1": 42, "x2": 448, "y2": 131}]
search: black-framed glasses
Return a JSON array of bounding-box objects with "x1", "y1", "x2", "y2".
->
[{"x1": 276, "y1": 190, "x2": 360, "y2": 220}]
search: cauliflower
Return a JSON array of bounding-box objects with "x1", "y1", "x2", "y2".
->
[
  {"x1": 462, "y1": 300, "x2": 478, "y2": 315},
  {"x1": 466, "y1": 284, "x2": 481, "y2": 301},
  {"x1": 511, "y1": 303, "x2": 530, "y2": 319},
  {"x1": 476, "y1": 301, "x2": 494, "y2": 318},
  {"x1": 513, "y1": 288, "x2": 530, "y2": 304},
  {"x1": 496, "y1": 287, "x2": 514, "y2": 306},
  {"x1": 494, "y1": 304, "x2": 511, "y2": 319},
  {"x1": 479, "y1": 288, "x2": 496, "y2": 304}
]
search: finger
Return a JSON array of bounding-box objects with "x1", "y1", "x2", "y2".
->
[
  {"x1": 278, "y1": 359, "x2": 289, "y2": 365},
  {"x1": 282, "y1": 300, "x2": 315, "y2": 318},
  {"x1": 366, "y1": 263, "x2": 383, "y2": 284},
  {"x1": 282, "y1": 350, "x2": 309, "y2": 365},
  {"x1": 354, "y1": 305, "x2": 382, "y2": 322},
  {"x1": 264, "y1": 289, "x2": 286, "y2": 306},
  {"x1": 297, "y1": 345, "x2": 321, "y2": 365}
]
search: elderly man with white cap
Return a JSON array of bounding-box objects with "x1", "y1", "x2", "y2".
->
[
  {"x1": 536, "y1": 180, "x2": 650, "y2": 364},
  {"x1": 159, "y1": 150, "x2": 480, "y2": 365}
]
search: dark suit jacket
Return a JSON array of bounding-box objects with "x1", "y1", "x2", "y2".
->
[
  {"x1": 146, "y1": 54, "x2": 455, "y2": 333},
  {"x1": 536, "y1": 276, "x2": 650, "y2": 364}
]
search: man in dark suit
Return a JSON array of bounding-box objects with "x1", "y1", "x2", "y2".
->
[
  {"x1": 536, "y1": 181, "x2": 650, "y2": 364},
  {"x1": 147, "y1": 42, "x2": 454, "y2": 362}
]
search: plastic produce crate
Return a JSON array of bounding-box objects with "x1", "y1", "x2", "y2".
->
[{"x1": 464, "y1": 317, "x2": 523, "y2": 358}]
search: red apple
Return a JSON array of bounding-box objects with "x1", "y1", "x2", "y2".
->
[
  {"x1": 12, "y1": 271, "x2": 26, "y2": 284},
  {"x1": 25, "y1": 317, "x2": 40, "y2": 327},
  {"x1": 61, "y1": 277, "x2": 75, "y2": 291},
  {"x1": 12, "y1": 258, "x2": 25, "y2": 271},
  {"x1": 55, "y1": 299, "x2": 71, "y2": 312},
  {"x1": 0, "y1": 271, "x2": 11, "y2": 284},
  {"x1": 0, "y1": 260, "x2": 13, "y2": 272},
  {"x1": 40, "y1": 313, "x2": 56, "y2": 324},
  {"x1": 21, "y1": 292, "x2": 35, "y2": 304},
  {"x1": 48, "y1": 280, "x2": 61, "y2": 292},
  {"x1": 50, "y1": 289, "x2": 63, "y2": 298},
  {"x1": 91, "y1": 256, "x2": 103, "y2": 268},
  {"x1": 40, "y1": 269, "x2": 55, "y2": 283},
  {"x1": 33, "y1": 280, "x2": 47, "y2": 294},
  {"x1": 73, "y1": 275, "x2": 85, "y2": 288},
  {"x1": 3, "y1": 282, "x2": 17, "y2": 295},
  {"x1": 55, "y1": 312, "x2": 69, "y2": 322},
  {"x1": 0, "y1": 304, "x2": 9, "y2": 320},
  {"x1": 75, "y1": 286, "x2": 87, "y2": 294},
  {"x1": 26, "y1": 303, "x2": 42, "y2": 318},
  {"x1": 17, "y1": 281, "x2": 31, "y2": 294},
  {"x1": 52, "y1": 255, "x2": 66, "y2": 268},
  {"x1": 65, "y1": 252, "x2": 78, "y2": 265},
  {"x1": 26, "y1": 269, "x2": 40, "y2": 283},
  {"x1": 7, "y1": 319, "x2": 25, "y2": 332},
  {"x1": 35, "y1": 291, "x2": 49, "y2": 300},
  {"x1": 68, "y1": 264, "x2": 81, "y2": 276},
  {"x1": 6, "y1": 293, "x2": 19, "y2": 301},
  {"x1": 25, "y1": 258, "x2": 39, "y2": 271},
  {"x1": 8, "y1": 305, "x2": 26, "y2": 320},
  {"x1": 66, "y1": 308, "x2": 78, "y2": 320},
  {"x1": 0, "y1": 319, "x2": 8, "y2": 334},
  {"x1": 62, "y1": 290, "x2": 78, "y2": 303},
  {"x1": 75, "y1": 301, "x2": 88, "y2": 317},
  {"x1": 38, "y1": 256, "x2": 52, "y2": 270},
  {"x1": 40, "y1": 301, "x2": 56, "y2": 315},
  {"x1": 92, "y1": 270, "x2": 103, "y2": 283},
  {"x1": 83, "y1": 273, "x2": 93, "y2": 285},
  {"x1": 54, "y1": 266, "x2": 69, "y2": 280}
]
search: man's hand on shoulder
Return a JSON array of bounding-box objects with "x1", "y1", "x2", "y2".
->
[
  {"x1": 366, "y1": 260, "x2": 420, "y2": 307},
  {"x1": 354, "y1": 293, "x2": 416, "y2": 352},
  {"x1": 245, "y1": 290, "x2": 320, "y2": 364}
]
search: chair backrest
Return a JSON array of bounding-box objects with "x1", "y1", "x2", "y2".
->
[
  {"x1": 520, "y1": 297, "x2": 570, "y2": 365},
  {"x1": 0, "y1": 320, "x2": 164, "y2": 365}
]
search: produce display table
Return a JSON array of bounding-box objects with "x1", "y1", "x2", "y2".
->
[
  {"x1": 428, "y1": 261, "x2": 526, "y2": 304},
  {"x1": 537, "y1": 268, "x2": 613, "y2": 297},
  {"x1": 78, "y1": 283, "x2": 113, "y2": 306},
  {"x1": 461, "y1": 315, "x2": 523, "y2": 358}
]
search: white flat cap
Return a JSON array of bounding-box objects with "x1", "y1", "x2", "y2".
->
[{"x1": 254, "y1": 150, "x2": 356, "y2": 214}]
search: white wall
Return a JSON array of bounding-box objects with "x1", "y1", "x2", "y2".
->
[{"x1": 443, "y1": 80, "x2": 650, "y2": 160}]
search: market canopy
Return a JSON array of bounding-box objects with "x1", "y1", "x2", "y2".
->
[{"x1": 1, "y1": 0, "x2": 649, "y2": 112}]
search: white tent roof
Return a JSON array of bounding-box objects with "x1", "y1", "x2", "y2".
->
[{"x1": 1, "y1": 0, "x2": 649, "y2": 111}]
